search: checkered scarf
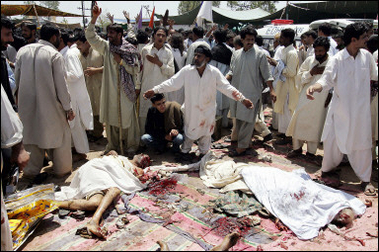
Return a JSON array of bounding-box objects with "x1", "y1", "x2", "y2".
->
[{"x1": 109, "y1": 37, "x2": 142, "y2": 103}]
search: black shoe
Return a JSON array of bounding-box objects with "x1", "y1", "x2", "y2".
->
[
  {"x1": 32, "y1": 172, "x2": 49, "y2": 185},
  {"x1": 286, "y1": 148, "x2": 302, "y2": 158},
  {"x1": 263, "y1": 133, "x2": 273, "y2": 142},
  {"x1": 275, "y1": 137, "x2": 292, "y2": 145}
]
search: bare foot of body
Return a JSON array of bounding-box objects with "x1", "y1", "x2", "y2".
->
[
  {"x1": 157, "y1": 240, "x2": 170, "y2": 251},
  {"x1": 210, "y1": 232, "x2": 240, "y2": 251},
  {"x1": 86, "y1": 220, "x2": 106, "y2": 239}
]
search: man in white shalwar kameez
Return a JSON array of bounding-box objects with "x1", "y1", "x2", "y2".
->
[
  {"x1": 139, "y1": 27, "x2": 175, "y2": 134},
  {"x1": 307, "y1": 23, "x2": 378, "y2": 196},
  {"x1": 15, "y1": 24, "x2": 75, "y2": 179},
  {"x1": 272, "y1": 29, "x2": 299, "y2": 143},
  {"x1": 59, "y1": 31, "x2": 93, "y2": 156},
  {"x1": 144, "y1": 45, "x2": 253, "y2": 156},
  {"x1": 286, "y1": 37, "x2": 331, "y2": 161}
]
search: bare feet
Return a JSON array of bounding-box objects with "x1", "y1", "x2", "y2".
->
[
  {"x1": 210, "y1": 232, "x2": 240, "y2": 251},
  {"x1": 157, "y1": 240, "x2": 170, "y2": 251},
  {"x1": 86, "y1": 220, "x2": 107, "y2": 240}
]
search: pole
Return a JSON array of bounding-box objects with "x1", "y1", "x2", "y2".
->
[
  {"x1": 81, "y1": 1, "x2": 86, "y2": 28},
  {"x1": 117, "y1": 69, "x2": 124, "y2": 156}
]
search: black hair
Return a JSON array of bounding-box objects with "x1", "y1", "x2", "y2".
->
[
  {"x1": 233, "y1": 35, "x2": 243, "y2": 48},
  {"x1": 106, "y1": 23, "x2": 123, "y2": 34},
  {"x1": 40, "y1": 23, "x2": 60, "y2": 41},
  {"x1": 151, "y1": 93, "x2": 165, "y2": 104},
  {"x1": 126, "y1": 36, "x2": 138, "y2": 46},
  {"x1": 281, "y1": 28, "x2": 295, "y2": 43},
  {"x1": 192, "y1": 26, "x2": 204, "y2": 38},
  {"x1": 21, "y1": 21, "x2": 37, "y2": 31},
  {"x1": 305, "y1": 30, "x2": 318, "y2": 40},
  {"x1": 75, "y1": 31, "x2": 87, "y2": 42},
  {"x1": 170, "y1": 33, "x2": 185, "y2": 56},
  {"x1": 313, "y1": 36, "x2": 330, "y2": 52},
  {"x1": 332, "y1": 31, "x2": 344, "y2": 39},
  {"x1": 153, "y1": 26, "x2": 168, "y2": 37},
  {"x1": 367, "y1": 34, "x2": 378, "y2": 54},
  {"x1": 60, "y1": 29, "x2": 70, "y2": 45},
  {"x1": 318, "y1": 23, "x2": 332, "y2": 36},
  {"x1": 255, "y1": 35, "x2": 264, "y2": 46},
  {"x1": 136, "y1": 30, "x2": 149, "y2": 44},
  {"x1": 213, "y1": 29, "x2": 227, "y2": 43},
  {"x1": 343, "y1": 22, "x2": 368, "y2": 46},
  {"x1": 240, "y1": 25, "x2": 257, "y2": 39},
  {"x1": 194, "y1": 45, "x2": 212, "y2": 60},
  {"x1": 1, "y1": 16, "x2": 14, "y2": 30}
]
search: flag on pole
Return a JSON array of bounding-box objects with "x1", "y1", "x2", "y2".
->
[
  {"x1": 137, "y1": 7, "x2": 143, "y2": 30},
  {"x1": 195, "y1": 1, "x2": 213, "y2": 27},
  {"x1": 149, "y1": 6, "x2": 155, "y2": 29}
]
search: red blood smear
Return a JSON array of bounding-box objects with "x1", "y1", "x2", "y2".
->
[
  {"x1": 213, "y1": 217, "x2": 251, "y2": 237},
  {"x1": 148, "y1": 177, "x2": 178, "y2": 195}
]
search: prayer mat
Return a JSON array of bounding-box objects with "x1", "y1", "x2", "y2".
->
[{"x1": 20, "y1": 174, "x2": 282, "y2": 251}]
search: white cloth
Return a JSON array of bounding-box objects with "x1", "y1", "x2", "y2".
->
[
  {"x1": 55, "y1": 155, "x2": 146, "y2": 201},
  {"x1": 318, "y1": 48, "x2": 378, "y2": 154},
  {"x1": 153, "y1": 64, "x2": 243, "y2": 140},
  {"x1": 1, "y1": 85, "x2": 24, "y2": 251},
  {"x1": 195, "y1": 1, "x2": 213, "y2": 27},
  {"x1": 149, "y1": 151, "x2": 250, "y2": 193},
  {"x1": 1, "y1": 86, "x2": 23, "y2": 149},
  {"x1": 140, "y1": 43, "x2": 175, "y2": 118},
  {"x1": 61, "y1": 46, "x2": 93, "y2": 154},
  {"x1": 241, "y1": 166, "x2": 366, "y2": 240}
]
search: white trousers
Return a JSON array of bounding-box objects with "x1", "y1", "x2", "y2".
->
[
  {"x1": 293, "y1": 139, "x2": 318, "y2": 154},
  {"x1": 181, "y1": 135, "x2": 211, "y2": 155},
  {"x1": 321, "y1": 128, "x2": 372, "y2": 182},
  {"x1": 278, "y1": 93, "x2": 292, "y2": 134}
]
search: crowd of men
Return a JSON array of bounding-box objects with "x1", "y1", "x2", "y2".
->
[{"x1": 1, "y1": 1, "x2": 378, "y2": 249}]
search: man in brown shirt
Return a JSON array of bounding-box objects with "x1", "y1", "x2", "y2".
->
[{"x1": 141, "y1": 93, "x2": 184, "y2": 154}]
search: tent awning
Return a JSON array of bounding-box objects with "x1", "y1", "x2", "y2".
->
[
  {"x1": 155, "y1": 1, "x2": 378, "y2": 27},
  {"x1": 1, "y1": 4, "x2": 83, "y2": 17}
]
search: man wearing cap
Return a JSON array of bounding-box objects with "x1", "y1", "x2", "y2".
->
[{"x1": 144, "y1": 45, "x2": 253, "y2": 157}]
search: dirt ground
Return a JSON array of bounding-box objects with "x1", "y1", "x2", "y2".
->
[{"x1": 15, "y1": 110, "x2": 379, "y2": 251}]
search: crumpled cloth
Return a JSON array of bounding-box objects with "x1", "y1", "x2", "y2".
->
[{"x1": 213, "y1": 191, "x2": 263, "y2": 218}]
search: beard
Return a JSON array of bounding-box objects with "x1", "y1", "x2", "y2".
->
[
  {"x1": 316, "y1": 54, "x2": 327, "y2": 62},
  {"x1": 195, "y1": 60, "x2": 206, "y2": 69}
]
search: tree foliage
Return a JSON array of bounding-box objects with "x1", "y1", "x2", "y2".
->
[
  {"x1": 227, "y1": 1, "x2": 278, "y2": 13},
  {"x1": 178, "y1": 1, "x2": 220, "y2": 15}
]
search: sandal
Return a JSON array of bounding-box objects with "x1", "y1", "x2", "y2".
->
[
  {"x1": 212, "y1": 143, "x2": 229, "y2": 149},
  {"x1": 228, "y1": 149, "x2": 247, "y2": 157},
  {"x1": 362, "y1": 182, "x2": 377, "y2": 196},
  {"x1": 75, "y1": 227, "x2": 94, "y2": 239},
  {"x1": 58, "y1": 209, "x2": 70, "y2": 219}
]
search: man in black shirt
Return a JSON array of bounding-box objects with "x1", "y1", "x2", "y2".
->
[{"x1": 141, "y1": 93, "x2": 184, "y2": 154}]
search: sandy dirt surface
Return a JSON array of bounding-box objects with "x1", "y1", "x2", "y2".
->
[{"x1": 15, "y1": 111, "x2": 378, "y2": 251}]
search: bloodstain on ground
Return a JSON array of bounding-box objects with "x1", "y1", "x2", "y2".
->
[
  {"x1": 148, "y1": 177, "x2": 178, "y2": 195},
  {"x1": 212, "y1": 217, "x2": 252, "y2": 237}
]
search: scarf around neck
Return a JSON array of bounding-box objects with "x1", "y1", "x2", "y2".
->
[{"x1": 109, "y1": 37, "x2": 142, "y2": 102}]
